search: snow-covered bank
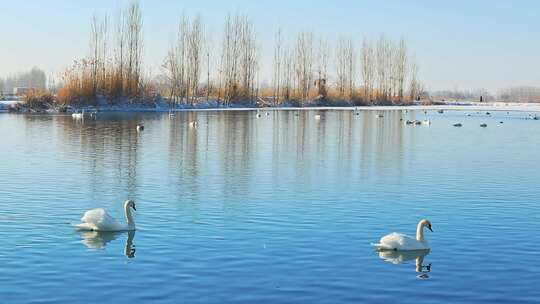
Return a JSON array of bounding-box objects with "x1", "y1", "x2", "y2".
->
[
  {"x1": 4, "y1": 98, "x2": 540, "y2": 114},
  {"x1": 0, "y1": 100, "x2": 19, "y2": 112},
  {"x1": 141, "y1": 103, "x2": 540, "y2": 113}
]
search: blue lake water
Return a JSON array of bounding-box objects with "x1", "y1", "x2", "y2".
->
[{"x1": 1, "y1": 109, "x2": 539, "y2": 303}]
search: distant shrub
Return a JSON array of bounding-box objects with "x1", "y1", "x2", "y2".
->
[{"x1": 23, "y1": 91, "x2": 55, "y2": 109}]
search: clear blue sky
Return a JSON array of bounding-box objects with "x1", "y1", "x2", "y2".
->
[{"x1": 1, "y1": 0, "x2": 539, "y2": 92}]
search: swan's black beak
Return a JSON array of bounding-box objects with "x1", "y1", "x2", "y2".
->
[
  {"x1": 132, "y1": 205, "x2": 136, "y2": 211},
  {"x1": 428, "y1": 226, "x2": 433, "y2": 232}
]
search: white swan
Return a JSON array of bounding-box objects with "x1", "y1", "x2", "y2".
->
[
  {"x1": 74, "y1": 200, "x2": 137, "y2": 232},
  {"x1": 373, "y1": 219, "x2": 433, "y2": 251},
  {"x1": 72, "y1": 109, "x2": 84, "y2": 119}
]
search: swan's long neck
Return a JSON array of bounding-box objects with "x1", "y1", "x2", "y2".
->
[
  {"x1": 416, "y1": 222, "x2": 425, "y2": 242},
  {"x1": 124, "y1": 203, "x2": 135, "y2": 227}
]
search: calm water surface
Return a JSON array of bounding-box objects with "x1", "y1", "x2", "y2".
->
[{"x1": 1, "y1": 109, "x2": 539, "y2": 303}]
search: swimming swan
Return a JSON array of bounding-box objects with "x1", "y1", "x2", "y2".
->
[
  {"x1": 74, "y1": 200, "x2": 137, "y2": 232},
  {"x1": 72, "y1": 109, "x2": 84, "y2": 119},
  {"x1": 372, "y1": 219, "x2": 433, "y2": 251}
]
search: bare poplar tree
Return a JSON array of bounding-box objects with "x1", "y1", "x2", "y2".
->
[
  {"x1": 125, "y1": 0, "x2": 143, "y2": 97},
  {"x1": 187, "y1": 14, "x2": 203, "y2": 105},
  {"x1": 272, "y1": 28, "x2": 283, "y2": 105},
  {"x1": 361, "y1": 38, "x2": 375, "y2": 102},
  {"x1": 220, "y1": 13, "x2": 257, "y2": 104},
  {"x1": 409, "y1": 55, "x2": 420, "y2": 101},
  {"x1": 315, "y1": 37, "x2": 330, "y2": 99},
  {"x1": 294, "y1": 31, "x2": 314, "y2": 103},
  {"x1": 376, "y1": 35, "x2": 386, "y2": 101},
  {"x1": 113, "y1": 8, "x2": 126, "y2": 98},
  {"x1": 336, "y1": 37, "x2": 347, "y2": 98},
  {"x1": 335, "y1": 37, "x2": 355, "y2": 100},
  {"x1": 282, "y1": 46, "x2": 294, "y2": 102},
  {"x1": 396, "y1": 38, "x2": 407, "y2": 102},
  {"x1": 90, "y1": 14, "x2": 108, "y2": 99}
]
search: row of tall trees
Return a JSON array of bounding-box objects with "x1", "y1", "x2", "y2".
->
[
  {"x1": 163, "y1": 14, "x2": 204, "y2": 105},
  {"x1": 159, "y1": 13, "x2": 424, "y2": 106},
  {"x1": 58, "y1": 0, "x2": 144, "y2": 104},
  {"x1": 269, "y1": 33, "x2": 422, "y2": 104},
  {"x1": 218, "y1": 14, "x2": 258, "y2": 105},
  {"x1": 54, "y1": 4, "x2": 424, "y2": 105}
]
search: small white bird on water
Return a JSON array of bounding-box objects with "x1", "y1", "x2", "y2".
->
[
  {"x1": 72, "y1": 109, "x2": 84, "y2": 119},
  {"x1": 74, "y1": 200, "x2": 137, "y2": 232},
  {"x1": 372, "y1": 219, "x2": 433, "y2": 251}
]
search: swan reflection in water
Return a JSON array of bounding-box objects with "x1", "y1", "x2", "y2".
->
[
  {"x1": 378, "y1": 249, "x2": 432, "y2": 279},
  {"x1": 78, "y1": 230, "x2": 136, "y2": 258}
]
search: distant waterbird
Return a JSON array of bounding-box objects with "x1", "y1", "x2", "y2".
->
[
  {"x1": 72, "y1": 109, "x2": 84, "y2": 119},
  {"x1": 453, "y1": 123, "x2": 463, "y2": 127},
  {"x1": 136, "y1": 124, "x2": 144, "y2": 132},
  {"x1": 480, "y1": 123, "x2": 487, "y2": 128},
  {"x1": 189, "y1": 121, "x2": 198, "y2": 128}
]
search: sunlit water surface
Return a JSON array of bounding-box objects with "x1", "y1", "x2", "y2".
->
[{"x1": 1, "y1": 109, "x2": 539, "y2": 303}]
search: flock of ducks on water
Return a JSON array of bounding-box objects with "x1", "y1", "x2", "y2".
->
[{"x1": 71, "y1": 108, "x2": 540, "y2": 133}]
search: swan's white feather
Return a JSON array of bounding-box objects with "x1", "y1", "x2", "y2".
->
[
  {"x1": 75, "y1": 208, "x2": 127, "y2": 231},
  {"x1": 373, "y1": 232, "x2": 429, "y2": 251}
]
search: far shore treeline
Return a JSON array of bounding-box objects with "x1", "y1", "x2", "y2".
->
[{"x1": 0, "y1": 0, "x2": 488, "y2": 110}]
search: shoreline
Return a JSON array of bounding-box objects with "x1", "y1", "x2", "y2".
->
[{"x1": 3, "y1": 100, "x2": 540, "y2": 114}]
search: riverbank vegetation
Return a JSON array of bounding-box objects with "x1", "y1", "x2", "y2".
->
[{"x1": 9, "y1": 0, "x2": 429, "y2": 111}]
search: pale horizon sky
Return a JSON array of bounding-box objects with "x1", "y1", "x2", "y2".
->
[{"x1": 1, "y1": 0, "x2": 539, "y2": 93}]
